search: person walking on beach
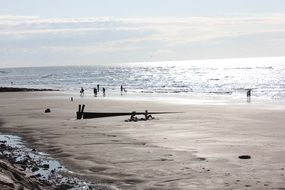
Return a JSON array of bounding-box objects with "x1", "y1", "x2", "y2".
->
[
  {"x1": 97, "y1": 84, "x2": 100, "y2": 92},
  {"x1": 93, "y1": 87, "x2": 97, "y2": 97},
  {"x1": 247, "y1": 89, "x2": 251, "y2": 102},
  {"x1": 80, "y1": 87, "x2": 85, "y2": 96},
  {"x1": 103, "y1": 87, "x2": 106, "y2": 96},
  {"x1": 121, "y1": 85, "x2": 123, "y2": 95}
]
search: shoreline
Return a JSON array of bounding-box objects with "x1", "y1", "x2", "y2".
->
[
  {"x1": 1, "y1": 91, "x2": 285, "y2": 189},
  {"x1": 2, "y1": 85, "x2": 285, "y2": 107},
  {"x1": 0, "y1": 129, "x2": 119, "y2": 190}
]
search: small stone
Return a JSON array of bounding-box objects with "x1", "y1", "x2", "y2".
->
[
  {"x1": 239, "y1": 155, "x2": 251, "y2": 159},
  {"x1": 42, "y1": 164, "x2": 49, "y2": 169},
  {"x1": 32, "y1": 166, "x2": 39, "y2": 172},
  {"x1": 44, "y1": 108, "x2": 51, "y2": 113}
]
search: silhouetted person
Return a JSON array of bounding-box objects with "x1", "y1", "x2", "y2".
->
[
  {"x1": 144, "y1": 110, "x2": 154, "y2": 120},
  {"x1": 97, "y1": 84, "x2": 100, "y2": 92},
  {"x1": 103, "y1": 87, "x2": 106, "y2": 96},
  {"x1": 80, "y1": 87, "x2": 85, "y2": 96},
  {"x1": 93, "y1": 88, "x2": 97, "y2": 97},
  {"x1": 247, "y1": 89, "x2": 251, "y2": 103},
  {"x1": 130, "y1": 111, "x2": 138, "y2": 121},
  {"x1": 121, "y1": 85, "x2": 123, "y2": 95}
]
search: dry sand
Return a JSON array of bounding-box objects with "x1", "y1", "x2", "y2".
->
[{"x1": 0, "y1": 91, "x2": 285, "y2": 189}]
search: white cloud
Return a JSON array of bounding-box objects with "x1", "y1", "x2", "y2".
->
[{"x1": 0, "y1": 14, "x2": 285, "y2": 67}]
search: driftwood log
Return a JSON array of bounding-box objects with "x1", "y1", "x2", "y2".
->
[{"x1": 76, "y1": 104, "x2": 180, "y2": 119}]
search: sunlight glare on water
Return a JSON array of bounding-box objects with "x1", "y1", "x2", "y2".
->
[{"x1": 0, "y1": 57, "x2": 285, "y2": 101}]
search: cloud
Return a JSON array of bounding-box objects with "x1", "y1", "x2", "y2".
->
[{"x1": 0, "y1": 14, "x2": 285, "y2": 67}]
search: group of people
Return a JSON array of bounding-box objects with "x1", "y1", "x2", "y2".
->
[
  {"x1": 127, "y1": 110, "x2": 154, "y2": 122},
  {"x1": 80, "y1": 85, "x2": 252, "y2": 103},
  {"x1": 80, "y1": 85, "x2": 127, "y2": 97},
  {"x1": 93, "y1": 84, "x2": 105, "y2": 97},
  {"x1": 79, "y1": 84, "x2": 107, "y2": 97}
]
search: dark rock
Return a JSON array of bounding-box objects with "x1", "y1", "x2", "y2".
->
[
  {"x1": 55, "y1": 184, "x2": 73, "y2": 190},
  {"x1": 32, "y1": 166, "x2": 39, "y2": 172},
  {"x1": 42, "y1": 164, "x2": 49, "y2": 169},
  {"x1": 0, "y1": 87, "x2": 59, "y2": 92},
  {"x1": 44, "y1": 108, "x2": 51, "y2": 113},
  {"x1": 239, "y1": 155, "x2": 251, "y2": 159}
]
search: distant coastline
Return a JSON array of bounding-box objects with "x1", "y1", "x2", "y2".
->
[{"x1": 0, "y1": 87, "x2": 59, "y2": 92}]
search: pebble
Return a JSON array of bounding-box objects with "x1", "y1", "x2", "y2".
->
[
  {"x1": 44, "y1": 108, "x2": 51, "y2": 113},
  {"x1": 238, "y1": 155, "x2": 251, "y2": 159}
]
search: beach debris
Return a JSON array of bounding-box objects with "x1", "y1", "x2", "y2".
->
[
  {"x1": 77, "y1": 104, "x2": 180, "y2": 119},
  {"x1": 76, "y1": 104, "x2": 85, "y2": 119},
  {"x1": 44, "y1": 108, "x2": 51, "y2": 113},
  {"x1": 238, "y1": 155, "x2": 251, "y2": 159}
]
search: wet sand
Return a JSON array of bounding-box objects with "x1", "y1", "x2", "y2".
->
[{"x1": 1, "y1": 91, "x2": 285, "y2": 189}]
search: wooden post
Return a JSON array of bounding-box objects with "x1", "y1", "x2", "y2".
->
[
  {"x1": 81, "y1": 104, "x2": 85, "y2": 113},
  {"x1": 77, "y1": 104, "x2": 82, "y2": 119}
]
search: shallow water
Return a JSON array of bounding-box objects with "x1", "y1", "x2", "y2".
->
[{"x1": 1, "y1": 57, "x2": 285, "y2": 101}]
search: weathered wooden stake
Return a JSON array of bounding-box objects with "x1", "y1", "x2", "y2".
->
[{"x1": 76, "y1": 104, "x2": 83, "y2": 119}]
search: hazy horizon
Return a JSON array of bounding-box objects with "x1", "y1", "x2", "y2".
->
[{"x1": 0, "y1": 0, "x2": 285, "y2": 68}]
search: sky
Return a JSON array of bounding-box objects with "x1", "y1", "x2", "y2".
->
[{"x1": 0, "y1": 0, "x2": 285, "y2": 67}]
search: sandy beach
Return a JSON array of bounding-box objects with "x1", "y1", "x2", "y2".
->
[{"x1": 1, "y1": 91, "x2": 285, "y2": 189}]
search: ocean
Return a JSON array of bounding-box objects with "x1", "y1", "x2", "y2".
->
[{"x1": 1, "y1": 57, "x2": 285, "y2": 102}]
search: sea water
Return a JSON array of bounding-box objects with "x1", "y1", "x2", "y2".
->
[{"x1": 0, "y1": 57, "x2": 285, "y2": 102}]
